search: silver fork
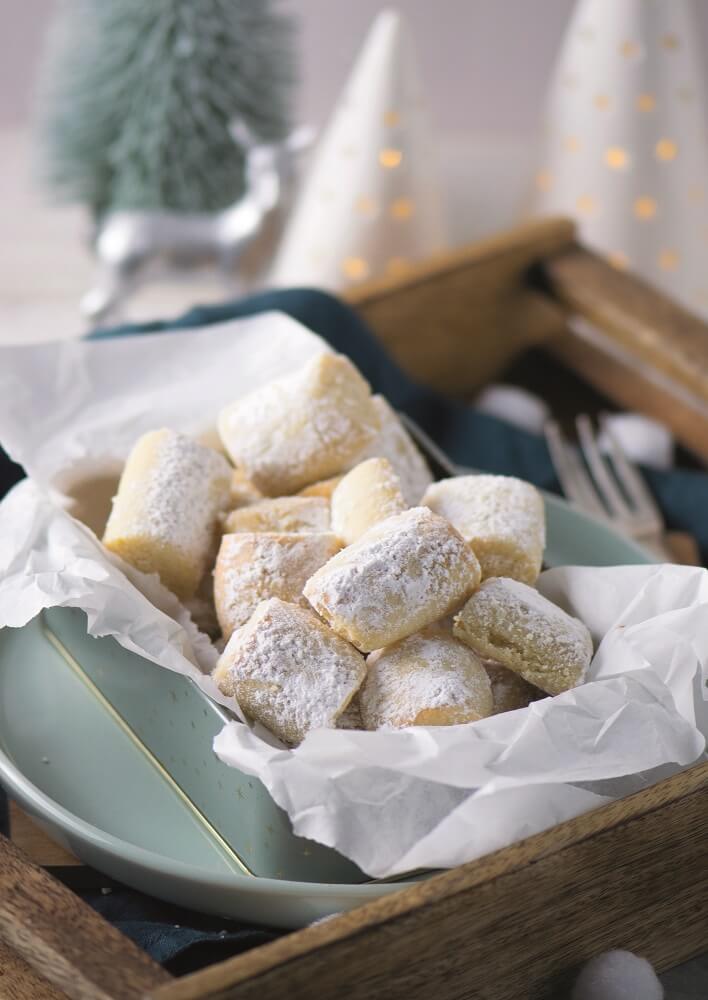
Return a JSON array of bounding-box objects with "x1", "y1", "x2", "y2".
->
[{"x1": 545, "y1": 414, "x2": 673, "y2": 561}]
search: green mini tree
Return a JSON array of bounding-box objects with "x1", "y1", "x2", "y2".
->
[{"x1": 38, "y1": 0, "x2": 297, "y2": 217}]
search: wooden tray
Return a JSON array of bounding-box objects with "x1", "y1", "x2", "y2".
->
[
  {"x1": 2, "y1": 217, "x2": 707, "y2": 999},
  {"x1": 348, "y1": 216, "x2": 708, "y2": 463}
]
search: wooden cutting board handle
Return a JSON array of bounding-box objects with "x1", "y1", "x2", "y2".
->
[{"x1": 0, "y1": 833, "x2": 171, "y2": 1000}]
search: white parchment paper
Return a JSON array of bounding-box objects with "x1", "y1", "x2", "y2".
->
[{"x1": 0, "y1": 316, "x2": 706, "y2": 877}]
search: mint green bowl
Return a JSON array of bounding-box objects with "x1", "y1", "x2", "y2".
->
[{"x1": 0, "y1": 492, "x2": 654, "y2": 928}]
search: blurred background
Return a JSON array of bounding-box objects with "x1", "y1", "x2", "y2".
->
[{"x1": 2, "y1": 0, "x2": 708, "y2": 340}]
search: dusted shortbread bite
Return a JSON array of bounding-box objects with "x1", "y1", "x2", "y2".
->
[
  {"x1": 454, "y1": 578, "x2": 592, "y2": 695},
  {"x1": 360, "y1": 629, "x2": 493, "y2": 730},
  {"x1": 103, "y1": 428, "x2": 231, "y2": 599},
  {"x1": 217, "y1": 353, "x2": 380, "y2": 496},
  {"x1": 484, "y1": 662, "x2": 543, "y2": 714},
  {"x1": 213, "y1": 598, "x2": 366, "y2": 745},
  {"x1": 331, "y1": 457, "x2": 406, "y2": 546},
  {"x1": 214, "y1": 531, "x2": 341, "y2": 640},
  {"x1": 304, "y1": 507, "x2": 481, "y2": 653},
  {"x1": 422, "y1": 474, "x2": 545, "y2": 585},
  {"x1": 228, "y1": 467, "x2": 263, "y2": 508},
  {"x1": 298, "y1": 475, "x2": 343, "y2": 500},
  {"x1": 355, "y1": 395, "x2": 433, "y2": 505},
  {"x1": 223, "y1": 496, "x2": 330, "y2": 535}
]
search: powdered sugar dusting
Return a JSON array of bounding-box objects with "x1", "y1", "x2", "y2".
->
[
  {"x1": 331, "y1": 457, "x2": 406, "y2": 544},
  {"x1": 105, "y1": 428, "x2": 231, "y2": 562},
  {"x1": 355, "y1": 396, "x2": 433, "y2": 504},
  {"x1": 361, "y1": 630, "x2": 493, "y2": 729},
  {"x1": 214, "y1": 598, "x2": 366, "y2": 745},
  {"x1": 214, "y1": 531, "x2": 340, "y2": 639},
  {"x1": 218, "y1": 354, "x2": 380, "y2": 495},
  {"x1": 223, "y1": 496, "x2": 330, "y2": 535},
  {"x1": 423, "y1": 474, "x2": 545, "y2": 583},
  {"x1": 454, "y1": 577, "x2": 593, "y2": 695},
  {"x1": 304, "y1": 507, "x2": 481, "y2": 652}
]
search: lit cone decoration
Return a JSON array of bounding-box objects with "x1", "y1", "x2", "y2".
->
[
  {"x1": 530, "y1": 0, "x2": 708, "y2": 318},
  {"x1": 269, "y1": 8, "x2": 447, "y2": 291}
]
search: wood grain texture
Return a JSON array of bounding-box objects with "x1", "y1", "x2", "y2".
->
[
  {"x1": 150, "y1": 762, "x2": 708, "y2": 1000},
  {"x1": 0, "y1": 942, "x2": 70, "y2": 1000},
  {"x1": 543, "y1": 244, "x2": 708, "y2": 399},
  {"x1": 346, "y1": 217, "x2": 574, "y2": 395},
  {"x1": 9, "y1": 800, "x2": 80, "y2": 867},
  {"x1": 0, "y1": 834, "x2": 172, "y2": 1000},
  {"x1": 542, "y1": 246, "x2": 708, "y2": 461}
]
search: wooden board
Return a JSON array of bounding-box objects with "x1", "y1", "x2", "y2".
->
[
  {"x1": 150, "y1": 762, "x2": 708, "y2": 1000},
  {"x1": 346, "y1": 217, "x2": 573, "y2": 395},
  {"x1": 0, "y1": 834, "x2": 171, "y2": 1000}
]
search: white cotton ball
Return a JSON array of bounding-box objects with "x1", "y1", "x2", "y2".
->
[
  {"x1": 474, "y1": 384, "x2": 550, "y2": 435},
  {"x1": 599, "y1": 413, "x2": 674, "y2": 470},
  {"x1": 572, "y1": 950, "x2": 663, "y2": 1000}
]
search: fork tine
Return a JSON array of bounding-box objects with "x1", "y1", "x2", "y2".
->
[
  {"x1": 576, "y1": 414, "x2": 634, "y2": 521},
  {"x1": 544, "y1": 420, "x2": 608, "y2": 519},
  {"x1": 599, "y1": 415, "x2": 664, "y2": 531}
]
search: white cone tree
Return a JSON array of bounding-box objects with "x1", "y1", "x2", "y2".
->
[
  {"x1": 531, "y1": 0, "x2": 708, "y2": 318},
  {"x1": 269, "y1": 8, "x2": 447, "y2": 292}
]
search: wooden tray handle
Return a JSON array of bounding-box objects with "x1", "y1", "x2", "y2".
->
[
  {"x1": 541, "y1": 243, "x2": 708, "y2": 461},
  {"x1": 0, "y1": 833, "x2": 171, "y2": 1000},
  {"x1": 542, "y1": 243, "x2": 708, "y2": 397}
]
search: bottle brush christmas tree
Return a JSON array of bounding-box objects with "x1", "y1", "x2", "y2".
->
[{"x1": 38, "y1": 0, "x2": 297, "y2": 218}]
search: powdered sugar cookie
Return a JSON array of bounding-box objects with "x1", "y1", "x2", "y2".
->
[
  {"x1": 213, "y1": 598, "x2": 366, "y2": 745},
  {"x1": 423, "y1": 474, "x2": 545, "y2": 584},
  {"x1": 304, "y1": 507, "x2": 481, "y2": 652},
  {"x1": 103, "y1": 428, "x2": 231, "y2": 599},
  {"x1": 360, "y1": 629, "x2": 493, "y2": 729},
  {"x1": 454, "y1": 578, "x2": 592, "y2": 695},
  {"x1": 214, "y1": 531, "x2": 341, "y2": 640},
  {"x1": 355, "y1": 395, "x2": 433, "y2": 504},
  {"x1": 218, "y1": 353, "x2": 380, "y2": 495},
  {"x1": 331, "y1": 458, "x2": 406, "y2": 545},
  {"x1": 223, "y1": 496, "x2": 330, "y2": 535}
]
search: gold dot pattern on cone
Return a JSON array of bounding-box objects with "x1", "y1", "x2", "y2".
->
[
  {"x1": 390, "y1": 198, "x2": 414, "y2": 220},
  {"x1": 383, "y1": 110, "x2": 400, "y2": 127},
  {"x1": 379, "y1": 148, "x2": 403, "y2": 168},
  {"x1": 341, "y1": 257, "x2": 370, "y2": 281},
  {"x1": 386, "y1": 257, "x2": 411, "y2": 277},
  {"x1": 659, "y1": 249, "x2": 679, "y2": 271},
  {"x1": 594, "y1": 93, "x2": 611, "y2": 110},
  {"x1": 355, "y1": 195, "x2": 378, "y2": 217},
  {"x1": 662, "y1": 33, "x2": 680, "y2": 51},
  {"x1": 655, "y1": 138, "x2": 678, "y2": 161},
  {"x1": 636, "y1": 93, "x2": 656, "y2": 112},
  {"x1": 634, "y1": 196, "x2": 657, "y2": 219},
  {"x1": 620, "y1": 40, "x2": 640, "y2": 59},
  {"x1": 579, "y1": 26, "x2": 594, "y2": 42},
  {"x1": 563, "y1": 135, "x2": 581, "y2": 152},
  {"x1": 605, "y1": 146, "x2": 629, "y2": 169},
  {"x1": 536, "y1": 170, "x2": 553, "y2": 192},
  {"x1": 607, "y1": 251, "x2": 629, "y2": 271},
  {"x1": 576, "y1": 194, "x2": 596, "y2": 216}
]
